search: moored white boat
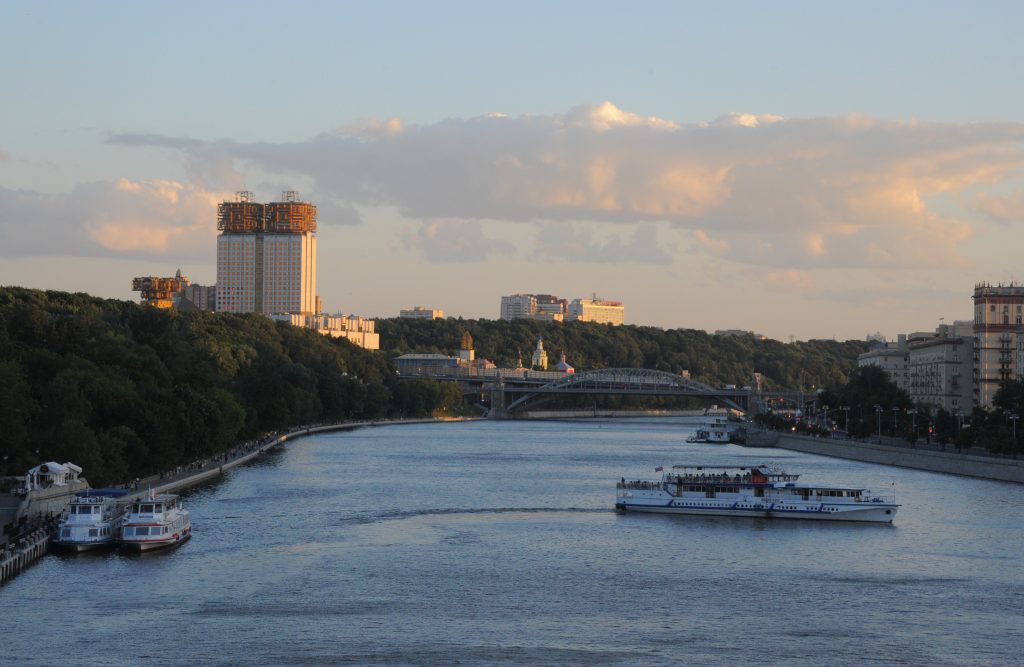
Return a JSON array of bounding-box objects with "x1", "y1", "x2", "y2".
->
[
  {"x1": 118, "y1": 490, "x2": 191, "y2": 551},
  {"x1": 616, "y1": 464, "x2": 899, "y2": 523},
  {"x1": 54, "y1": 489, "x2": 129, "y2": 552},
  {"x1": 687, "y1": 417, "x2": 731, "y2": 444}
]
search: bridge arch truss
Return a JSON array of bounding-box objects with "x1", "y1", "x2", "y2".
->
[{"x1": 502, "y1": 368, "x2": 747, "y2": 414}]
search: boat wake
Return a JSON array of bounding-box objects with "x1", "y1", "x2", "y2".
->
[{"x1": 340, "y1": 506, "x2": 609, "y2": 526}]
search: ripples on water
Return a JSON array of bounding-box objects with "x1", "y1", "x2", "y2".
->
[{"x1": 4, "y1": 418, "x2": 1023, "y2": 666}]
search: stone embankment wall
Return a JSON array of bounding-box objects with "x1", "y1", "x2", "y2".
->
[
  {"x1": 772, "y1": 433, "x2": 1024, "y2": 484},
  {"x1": 520, "y1": 409, "x2": 709, "y2": 419},
  {"x1": 0, "y1": 527, "x2": 50, "y2": 586}
]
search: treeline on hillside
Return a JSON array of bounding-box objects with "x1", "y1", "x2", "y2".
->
[
  {"x1": 0, "y1": 288, "x2": 462, "y2": 485},
  {"x1": 378, "y1": 317, "x2": 867, "y2": 390}
]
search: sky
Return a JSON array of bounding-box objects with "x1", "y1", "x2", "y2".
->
[{"x1": 3, "y1": 1, "x2": 1024, "y2": 342}]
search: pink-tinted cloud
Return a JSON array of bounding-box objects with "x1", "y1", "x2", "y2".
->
[
  {"x1": 0, "y1": 179, "x2": 222, "y2": 259},
  {"x1": 105, "y1": 102, "x2": 1024, "y2": 269}
]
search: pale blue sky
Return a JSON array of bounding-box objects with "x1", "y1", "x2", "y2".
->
[{"x1": 2, "y1": 1, "x2": 1024, "y2": 340}]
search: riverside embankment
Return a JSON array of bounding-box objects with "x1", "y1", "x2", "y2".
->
[
  {"x1": 0, "y1": 417, "x2": 474, "y2": 585},
  {"x1": 127, "y1": 418, "x2": 472, "y2": 500},
  {"x1": 760, "y1": 431, "x2": 1024, "y2": 484}
]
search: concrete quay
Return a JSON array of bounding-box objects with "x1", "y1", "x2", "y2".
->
[
  {"x1": 0, "y1": 527, "x2": 51, "y2": 586},
  {"x1": 766, "y1": 432, "x2": 1024, "y2": 484}
]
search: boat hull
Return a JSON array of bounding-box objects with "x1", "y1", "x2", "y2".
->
[
  {"x1": 616, "y1": 500, "x2": 897, "y2": 523},
  {"x1": 53, "y1": 539, "x2": 115, "y2": 552},
  {"x1": 118, "y1": 531, "x2": 191, "y2": 552}
]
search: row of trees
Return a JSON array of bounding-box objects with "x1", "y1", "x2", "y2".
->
[
  {"x1": 764, "y1": 364, "x2": 1023, "y2": 456},
  {"x1": 0, "y1": 288, "x2": 463, "y2": 485}
]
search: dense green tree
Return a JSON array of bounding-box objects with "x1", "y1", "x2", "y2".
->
[
  {"x1": 378, "y1": 318, "x2": 866, "y2": 391},
  {"x1": 0, "y1": 287, "x2": 462, "y2": 485}
]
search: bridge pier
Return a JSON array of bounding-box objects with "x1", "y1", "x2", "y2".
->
[{"x1": 488, "y1": 376, "x2": 510, "y2": 419}]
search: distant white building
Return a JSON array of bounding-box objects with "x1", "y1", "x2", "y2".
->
[
  {"x1": 500, "y1": 294, "x2": 537, "y2": 320},
  {"x1": 567, "y1": 297, "x2": 624, "y2": 325},
  {"x1": 907, "y1": 321, "x2": 974, "y2": 415},
  {"x1": 272, "y1": 312, "x2": 379, "y2": 350},
  {"x1": 400, "y1": 306, "x2": 444, "y2": 319},
  {"x1": 857, "y1": 335, "x2": 910, "y2": 393}
]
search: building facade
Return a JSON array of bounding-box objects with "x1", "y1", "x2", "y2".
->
[
  {"x1": 216, "y1": 191, "x2": 317, "y2": 316},
  {"x1": 972, "y1": 283, "x2": 1024, "y2": 407},
  {"x1": 400, "y1": 306, "x2": 444, "y2": 319},
  {"x1": 567, "y1": 297, "x2": 624, "y2": 325},
  {"x1": 907, "y1": 328, "x2": 973, "y2": 415},
  {"x1": 857, "y1": 335, "x2": 910, "y2": 394},
  {"x1": 500, "y1": 294, "x2": 537, "y2": 320},
  {"x1": 271, "y1": 313, "x2": 379, "y2": 350},
  {"x1": 181, "y1": 283, "x2": 217, "y2": 311}
]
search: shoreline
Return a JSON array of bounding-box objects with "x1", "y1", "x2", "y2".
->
[
  {"x1": 129, "y1": 417, "x2": 478, "y2": 501},
  {"x1": 762, "y1": 431, "x2": 1024, "y2": 484}
]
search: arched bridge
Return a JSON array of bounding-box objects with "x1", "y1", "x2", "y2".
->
[{"x1": 492, "y1": 368, "x2": 748, "y2": 417}]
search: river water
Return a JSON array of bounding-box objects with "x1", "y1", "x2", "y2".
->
[{"x1": 3, "y1": 418, "x2": 1023, "y2": 666}]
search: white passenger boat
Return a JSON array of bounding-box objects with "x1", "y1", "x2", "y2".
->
[
  {"x1": 686, "y1": 417, "x2": 731, "y2": 444},
  {"x1": 616, "y1": 464, "x2": 898, "y2": 523},
  {"x1": 118, "y1": 490, "x2": 191, "y2": 551},
  {"x1": 53, "y1": 489, "x2": 129, "y2": 551}
]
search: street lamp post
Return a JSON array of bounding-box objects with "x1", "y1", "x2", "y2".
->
[
  {"x1": 842, "y1": 406, "x2": 850, "y2": 435},
  {"x1": 892, "y1": 407, "x2": 900, "y2": 437},
  {"x1": 874, "y1": 404, "x2": 882, "y2": 443},
  {"x1": 1009, "y1": 413, "x2": 1019, "y2": 453}
]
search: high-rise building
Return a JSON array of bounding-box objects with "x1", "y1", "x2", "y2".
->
[
  {"x1": 567, "y1": 297, "x2": 624, "y2": 325},
  {"x1": 972, "y1": 282, "x2": 1024, "y2": 407},
  {"x1": 216, "y1": 191, "x2": 317, "y2": 315}
]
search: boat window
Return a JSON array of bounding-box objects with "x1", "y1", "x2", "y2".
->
[
  {"x1": 141, "y1": 504, "x2": 154, "y2": 513},
  {"x1": 92, "y1": 506, "x2": 101, "y2": 514},
  {"x1": 88, "y1": 529, "x2": 98, "y2": 537},
  {"x1": 153, "y1": 504, "x2": 163, "y2": 513},
  {"x1": 61, "y1": 529, "x2": 70, "y2": 538}
]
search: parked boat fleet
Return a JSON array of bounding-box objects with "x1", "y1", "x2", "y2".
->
[{"x1": 53, "y1": 488, "x2": 191, "y2": 552}]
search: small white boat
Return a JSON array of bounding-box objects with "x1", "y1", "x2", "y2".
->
[
  {"x1": 688, "y1": 417, "x2": 731, "y2": 444},
  {"x1": 118, "y1": 490, "x2": 191, "y2": 552},
  {"x1": 54, "y1": 489, "x2": 128, "y2": 552},
  {"x1": 616, "y1": 464, "x2": 899, "y2": 523}
]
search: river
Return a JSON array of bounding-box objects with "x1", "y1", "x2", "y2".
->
[{"x1": 3, "y1": 418, "x2": 1022, "y2": 666}]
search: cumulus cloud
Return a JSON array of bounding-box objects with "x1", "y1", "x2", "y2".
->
[
  {"x1": 0, "y1": 179, "x2": 221, "y2": 259},
  {"x1": 107, "y1": 102, "x2": 1024, "y2": 269},
  {"x1": 537, "y1": 223, "x2": 672, "y2": 264},
  {"x1": 402, "y1": 219, "x2": 514, "y2": 263}
]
